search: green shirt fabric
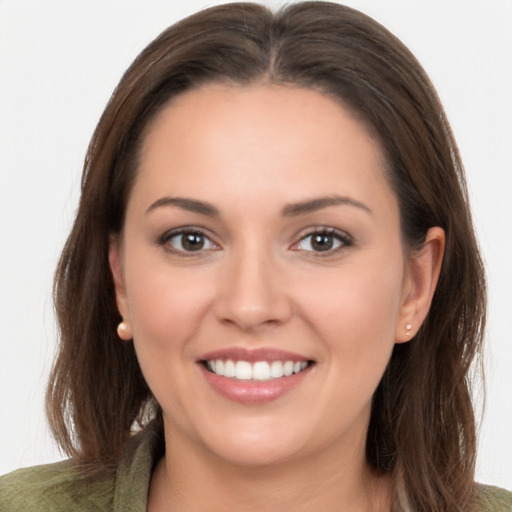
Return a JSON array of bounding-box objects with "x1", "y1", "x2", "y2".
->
[
  {"x1": 1, "y1": 426, "x2": 511, "y2": 511},
  {"x1": 0, "y1": 425, "x2": 160, "y2": 512}
]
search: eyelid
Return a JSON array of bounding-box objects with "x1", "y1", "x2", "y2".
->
[
  {"x1": 290, "y1": 226, "x2": 353, "y2": 254},
  {"x1": 158, "y1": 226, "x2": 220, "y2": 254},
  {"x1": 156, "y1": 225, "x2": 352, "y2": 255}
]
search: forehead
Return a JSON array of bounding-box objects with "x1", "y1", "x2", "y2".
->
[{"x1": 132, "y1": 83, "x2": 395, "y2": 216}]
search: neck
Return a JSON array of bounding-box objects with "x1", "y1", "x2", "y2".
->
[{"x1": 148, "y1": 423, "x2": 392, "y2": 512}]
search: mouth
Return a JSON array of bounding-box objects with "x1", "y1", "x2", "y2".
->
[
  {"x1": 202, "y1": 359, "x2": 314, "y2": 381},
  {"x1": 197, "y1": 348, "x2": 315, "y2": 403}
]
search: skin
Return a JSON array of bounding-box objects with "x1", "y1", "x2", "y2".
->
[{"x1": 109, "y1": 83, "x2": 444, "y2": 511}]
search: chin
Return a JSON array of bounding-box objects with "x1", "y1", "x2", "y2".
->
[
  {"x1": 209, "y1": 439, "x2": 304, "y2": 468},
  {"x1": 192, "y1": 416, "x2": 318, "y2": 469}
]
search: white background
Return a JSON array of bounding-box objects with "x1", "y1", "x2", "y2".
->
[{"x1": 1, "y1": 0, "x2": 511, "y2": 488}]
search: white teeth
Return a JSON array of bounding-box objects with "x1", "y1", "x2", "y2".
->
[
  {"x1": 224, "y1": 359, "x2": 236, "y2": 378},
  {"x1": 253, "y1": 361, "x2": 271, "y2": 381},
  {"x1": 270, "y1": 361, "x2": 284, "y2": 378},
  {"x1": 235, "y1": 361, "x2": 252, "y2": 380},
  {"x1": 206, "y1": 359, "x2": 310, "y2": 380}
]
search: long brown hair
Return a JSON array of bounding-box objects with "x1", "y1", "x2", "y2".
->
[{"x1": 47, "y1": 3, "x2": 486, "y2": 510}]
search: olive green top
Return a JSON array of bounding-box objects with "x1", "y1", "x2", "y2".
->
[
  {"x1": 1, "y1": 426, "x2": 511, "y2": 511},
  {"x1": 0, "y1": 425, "x2": 160, "y2": 512}
]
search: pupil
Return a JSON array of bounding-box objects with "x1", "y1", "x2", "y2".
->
[
  {"x1": 312, "y1": 234, "x2": 333, "y2": 251},
  {"x1": 183, "y1": 233, "x2": 204, "y2": 251}
]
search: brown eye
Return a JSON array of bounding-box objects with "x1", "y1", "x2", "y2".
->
[
  {"x1": 295, "y1": 229, "x2": 352, "y2": 253},
  {"x1": 181, "y1": 233, "x2": 205, "y2": 251},
  {"x1": 163, "y1": 230, "x2": 217, "y2": 253},
  {"x1": 311, "y1": 234, "x2": 334, "y2": 251}
]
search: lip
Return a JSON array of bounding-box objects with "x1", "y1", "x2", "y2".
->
[
  {"x1": 198, "y1": 347, "x2": 310, "y2": 363},
  {"x1": 199, "y1": 363, "x2": 313, "y2": 403},
  {"x1": 197, "y1": 347, "x2": 314, "y2": 404}
]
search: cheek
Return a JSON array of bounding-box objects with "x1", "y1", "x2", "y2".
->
[
  {"x1": 296, "y1": 254, "x2": 404, "y2": 365},
  {"x1": 299, "y1": 262, "x2": 403, "y2": 421},
  {"x1": 124, "y1": 257, "x2": 214, "y2": 360},
  {"x1": 124, "y1": 260, "x2": 217, "y2": 421}
]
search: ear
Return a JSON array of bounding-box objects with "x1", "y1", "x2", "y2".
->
[
  {"x1": 108, "y1": 235, "x2": 132, "y2": 339},
  {"x1": 395, "y1": 227, "x2": 445, "y2": 343}
]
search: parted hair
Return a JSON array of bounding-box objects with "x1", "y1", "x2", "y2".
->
[{"x1": 47, "y1": 3, "x2": 486, "y2": 510}]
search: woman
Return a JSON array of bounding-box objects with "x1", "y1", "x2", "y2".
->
[{"x1": 1, "y1": 2, "x2": 510, "y2": 510}]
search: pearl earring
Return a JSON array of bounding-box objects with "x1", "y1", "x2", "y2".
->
[
  {"x1": 406, "y1": 323, "x2": 412, "y2": 336},
  {"x1": 117, "y1": 321, "x2": 132, "y2": 340}
]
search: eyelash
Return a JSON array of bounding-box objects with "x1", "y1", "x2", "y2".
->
[
  {"x1": 158, "y1": 228, "x2": 218, "y2": 256},
  {"x1": 157, "y1": 227, "x2": 353, "y2": 256},
  {"x1": 292, "y1": 227, "x2": 353, "y2": 255}
]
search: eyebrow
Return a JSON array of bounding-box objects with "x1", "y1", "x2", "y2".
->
[
  {"x1": 282, "y1": 195, "x2": 372, "y2": 217},
  {"x1": 145, "y1": 197, "x2": 220, "y2": 217},
  {"x1": 145, "y1": 194, "x2": 371, "y2": 218}
]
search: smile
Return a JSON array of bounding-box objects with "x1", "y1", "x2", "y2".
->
[
  {"x1": 205, "y1": 359, "x2": 310, "y2": 381},
  {"x1": 198, "y1": 348, "x2": 315, "y2": 403}
]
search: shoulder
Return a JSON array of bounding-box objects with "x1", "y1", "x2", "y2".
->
[
  {"x1": 0, "y1": 459, "x2": 116, "y2": 512},
  {"x1": 0, "y1": 423, "x2": 162, "y2": 512},
  {"x1": 473, "y1": 483, "x2": 512, "y2": 511}
]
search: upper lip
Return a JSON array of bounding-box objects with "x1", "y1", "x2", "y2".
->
[{"x1": 198, "y1": 347, "x2": 312, "y2": 363}]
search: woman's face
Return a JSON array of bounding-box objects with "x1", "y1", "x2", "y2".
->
[{"x1": 111, "y1": 84, "x2": 427, "y2": 467}]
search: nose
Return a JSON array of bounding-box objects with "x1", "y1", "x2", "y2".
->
[{"x1": 213, "y1": 246, "x2": 293, "y2": 332}]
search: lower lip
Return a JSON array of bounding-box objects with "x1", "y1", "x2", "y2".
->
[{"x1": 199, "y1": 364, "x2": 313, "y2": 404}]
